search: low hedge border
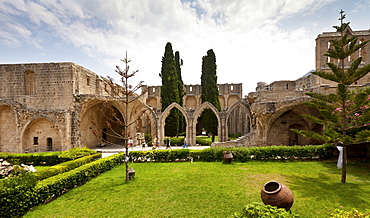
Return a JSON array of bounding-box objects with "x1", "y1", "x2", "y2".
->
[
  {"x1": 0, "y1": 153, "x2": 102, "y2": 189},
  {"x1": 0, "y1": 147, "x2": 99, "y2": 166},
  {"x1": 33, "y1": 153, "x2": 102, "y2": 181},
  {"x1": 0, "y1": 152, "x2": 66, "y2": 166},
  {"x1": 130, "y1": 144, "x2": 336, "y2": 162},
  {"x1": 0, "y1": 152, "x2": 125, "y2": 218}
]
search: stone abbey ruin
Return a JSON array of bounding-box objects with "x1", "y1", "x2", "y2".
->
[{"x1": 1, "y1": 26, "x2": 370, "y2": 153}]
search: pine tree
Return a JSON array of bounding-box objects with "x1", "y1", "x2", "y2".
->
[
  {"x1": 201, "y1": 49, "x2": 221, "y2": 142},
  {"x1": 292, "y1": 10, "x2": 370, "y2": 183},
  {"x1": 160, "y1": 42, "x2": 180, "y2": 137}
]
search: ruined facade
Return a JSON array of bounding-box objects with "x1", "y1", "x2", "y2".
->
[{"x1": 1, "y1": 26, "x2": 369, "y2": 152}]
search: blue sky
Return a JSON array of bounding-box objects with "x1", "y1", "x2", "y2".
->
[{"x1": 1, "y1": 0, "x2": 370, "y2": 95}]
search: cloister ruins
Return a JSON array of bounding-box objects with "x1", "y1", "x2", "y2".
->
[{"x1": 1, "y1": 26, "x2": 369, "y2": 153}]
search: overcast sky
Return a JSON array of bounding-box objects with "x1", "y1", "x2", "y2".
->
[{"x1": 1, "y1": 0, "x2": 370, "y2": 95}]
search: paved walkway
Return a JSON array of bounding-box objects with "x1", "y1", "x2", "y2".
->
[{"x1": 93, "y1": 145, "x2": 210, "y2": 158}]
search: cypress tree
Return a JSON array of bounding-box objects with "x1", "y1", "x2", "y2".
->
[
  {"x1": 201, "y1": 49, "x2": 221, "y2": 142},
  {"x1": 175, "y1": 51, "x2": 185, "y2": 135},
  {"x1": 160, "y1": 42, "x2": 180, "y2": 137}
]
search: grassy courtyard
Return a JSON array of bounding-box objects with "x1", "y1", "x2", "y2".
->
[{"x1": 24, "y1": 160, "x2": 370, "y2": 218}]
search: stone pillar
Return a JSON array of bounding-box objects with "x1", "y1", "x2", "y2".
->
[
  {"x1": 218, "y1": 111, "x2": 227, "y2": 142},
  {"x1": 70, "y1": 104, "x2": 81, "y2": 148}
]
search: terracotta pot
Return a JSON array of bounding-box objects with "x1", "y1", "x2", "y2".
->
[
  {"x1": 223, "y1": 151, "x2": 233, "y2": 163},
  {"x1": 261, "y1": 181, "x2": 294, "y2": 211}
]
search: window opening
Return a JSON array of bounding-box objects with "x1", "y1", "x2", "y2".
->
[
  {"x1": 87, "y1": 76, "x2": 90, "y2": 86},
  {"x1": 47, "y1": 138, "x2": 53, "y2": 151},
  {"x1": 33, "y1": 137, "x2": 39, "y2": 145},
  {"x1": 25, "y1": 71, "x2": 35, "y2": 95}
]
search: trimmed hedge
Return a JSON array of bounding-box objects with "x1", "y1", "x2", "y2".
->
[
  {"x1": 33, "y1": 153, "x2": 102, "y2": 181},
  {"x1": 0, "y1": 153, "x2": 102, "y2": 190},
  {"x1": 0, "y1": 152, "x2": 66, "y2": 166},
  {"x1": 0, "y1": 152, "x2": 125, "y2": 218},
  {"x1": 130, "y1": 144, "x2": 336, "y2": 162},
  {"x1": 0, "y1": 148, "x2": 99, "y2": 166}
]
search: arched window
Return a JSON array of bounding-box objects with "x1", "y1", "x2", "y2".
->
[{"x1": 25, "y1": 71, "x2": 35, "y2": 95}]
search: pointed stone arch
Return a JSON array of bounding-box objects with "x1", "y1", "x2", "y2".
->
[
  {"x1": 158, "y1": 102, "x2": 189, "y2": 145},
  {"x1": 21, "y1": 117, "x2": 61, "y2": 152},
  {"x1": 191, "y1": 102, "x2": 222, "y2": 145},
  {"x1": 130, "y1": 101, "x2": 157, "y2": 144},
  {"x1": 265, "y1": 103, "x2": 321, "y2": 145},
  {"x1": 225, "y1": 100, "x2": 253, "y2": 139},
  {"x1": 80, "y1": 100, "x2": 125, "y2": 148}
]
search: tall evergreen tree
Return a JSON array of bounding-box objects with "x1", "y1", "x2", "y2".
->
[
  {"x1": 201, "y1": 49, "x2": 221, "y2": 142},
  {"x1": 175, "y1": 51, "x2": 185, "y2": 135},
  {"x1": 292, "y1": 10, "x2": 370, "y2": 183},
  {"x1": 160, "y1": 42, "x2": 180, "y2": 137}
]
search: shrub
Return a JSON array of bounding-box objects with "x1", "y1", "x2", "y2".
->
[
  {"x1": 331, "y1": 207, "x2": 370, "y2": 218},
  {"x1": 230, "y1": 202, "x2": 299, "y2": 218},
  {"x1": 130, "y1": 149, "x2": 191, "y2": 162},
  {"x1": 33, "y1": 153, "x2": 102, "y2": 180},
  {"x1": 58, "y1": 147, "x2": 98, "y2": 159},
  {"x1": 0, "y1": 152, "x2": 125, "y2": 218},
  {"x1": 129, "y1": 144, "x2": 335, "y2": 163},
  {"x1": 0, "y1": 152, "x2": 65, "y2": 166}
]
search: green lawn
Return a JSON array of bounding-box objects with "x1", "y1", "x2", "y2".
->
[{"x1": 24, "y1": 160, "x2": 370, "y2": 218}]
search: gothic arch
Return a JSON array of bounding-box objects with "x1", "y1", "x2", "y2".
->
[
  {"x1": 21, "y1": 116, "x2": 61, "y2": 152},
  {"x1": 80, "y1": 100, "x2": 125, "y2": 148},
  {"x1": 158, "y1": 102, "x2": 189, "y2": 145},
  {"x1": 192, "y1": 102, "x2": 221, "y2": 144},
  {"x1": 225, "y1": 100, "x2": 253, "y2": 138},
  {"x1": 130, "y1": 101, "x2": 157, "y2": 139},
  {"x1": 160, "y1": 102, "x2": 188, "y2": 128},
  {"x1": 265, "y1": 103, "x2": 320, "y2": 145}
]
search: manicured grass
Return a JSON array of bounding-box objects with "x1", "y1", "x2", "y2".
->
[
  {"x1": 24, "y1": 160, "x2": 370, "y2": 218},
  {"x1": 197, "y1": 135, "x2": 218, "y2": 143},
  {"x1": 34, "y1": 166, "x2": 50, "y2": 171}
]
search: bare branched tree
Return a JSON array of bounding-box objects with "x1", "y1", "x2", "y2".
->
[{"x1": 92, "y1": 51, "x2": 147, "y2": 183}]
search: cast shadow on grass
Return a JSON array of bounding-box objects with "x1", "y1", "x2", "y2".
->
[{"x1": 285, "y1": 160, "x2": 370, "y2": 209}]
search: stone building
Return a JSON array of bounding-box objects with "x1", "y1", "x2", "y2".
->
[
  {"x1": 0, "y1": 62, "x2": 154, "y2": 152},
  {"x1": 1, "y1": 25, "x2": 369, "y2": 152},
  {"x1": 233, "y1": 25, "x2": 370, "y2": 147}
]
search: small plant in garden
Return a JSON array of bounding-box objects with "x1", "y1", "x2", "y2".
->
[
  {"x1": 331, "y1": 206, "x2": 370, "y2": 218},
  {"x1": 230, "y1": 202, "x2": 299, "y2": 218}
]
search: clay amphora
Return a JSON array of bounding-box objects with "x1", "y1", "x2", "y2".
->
[
  {"x1": 223, "y1": 151, "x2": 233, "y2": 163},
  {"x1": 261, "y1": 181, "x2": 294, "y2": 211}
]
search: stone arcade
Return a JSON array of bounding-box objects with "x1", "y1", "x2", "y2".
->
[{"x1": 1, "y1": 26, "x2": 369, "y2": 152}]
